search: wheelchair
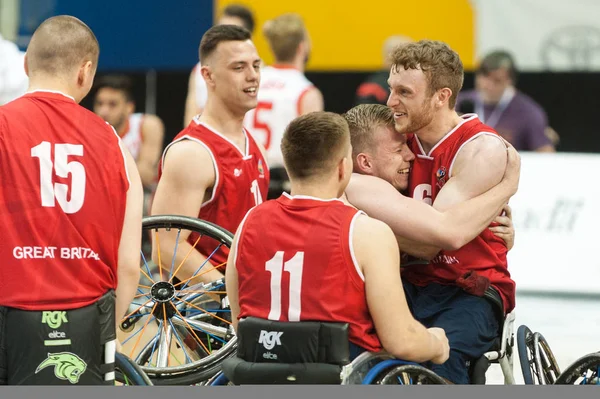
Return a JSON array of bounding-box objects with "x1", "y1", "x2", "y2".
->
[
  {"x1": 208, "y1": 286, "x2": 518, "y2": 386},
  {"x1": 516, "y1": 324, "x2": 561, "y2": 384},
  {"x1": 116, "y1": 215, "x2": 237, "y2": 385},
  {"x1": 553, "y1": 351, "x2": 600, "y2": 385}
]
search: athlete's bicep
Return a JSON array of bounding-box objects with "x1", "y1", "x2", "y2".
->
[
  {"x1": 150, "y1": 140, "x2": 215, "y2": 218},
  {"x1": 433, "y1": 134, "x2": 507, "y2": 212},
  {"x1": 226, "y1": 231, "x2": 241, "y2": 331},
  {"x1": 345, "y1": 173, "x2": 459, "y2": 248}
]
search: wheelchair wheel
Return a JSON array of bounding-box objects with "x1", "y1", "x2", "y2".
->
[
  {"x1": 554, "y1": 352, "x2": 600, "y2": 385},
  {"x1": 517, "y1": 325, "x2": 560, "y2": 384},
  {"x1": 117, "y1": 215, "x2": 237, "y2": 385},
  {"x1": 115, "y1": 352, "x2": 154, "y2": 386},
  {"x1": 378, "y1": 364, "x2": 449, "y2": 385}
]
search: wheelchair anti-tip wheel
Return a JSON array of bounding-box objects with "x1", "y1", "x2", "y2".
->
[
  {"x1": 117, "y1": 215, "x2": 237, "y2": 385},
  {"x1": 517, "y1": 325, "x2": 561, "y2": 384},
  {"x1": 554, "y1": 352, "x2": 600, "y2": 385}
]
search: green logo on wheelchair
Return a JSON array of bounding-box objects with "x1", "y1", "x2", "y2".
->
[
  {"x1": 35, "y1": 352, "x2": 87, "y2": 384},
  {"x1": 41, "y1": 311, "x2": 68, "y2": 329}
]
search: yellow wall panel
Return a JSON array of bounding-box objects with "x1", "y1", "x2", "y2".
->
[{"x1": 216, "y1": 0, "x2": 475, "y2": 71}]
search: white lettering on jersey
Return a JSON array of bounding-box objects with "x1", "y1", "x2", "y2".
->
[{"x1": 413, "y1": 183, "x2": 433, "y2": 205}]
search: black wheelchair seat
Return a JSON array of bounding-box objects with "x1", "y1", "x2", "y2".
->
[{"x1": 222, "y1": 317, "x2": 350, "y2": 385}]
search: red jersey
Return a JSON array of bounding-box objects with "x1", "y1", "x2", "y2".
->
[
  {"x1": 159, "y1": 119, "x2": 269, "y2": 268},
  {"x1": 234, "y1": 193, "x2": 382, "y2": 352},
  {"x1": 405, "y1": 114, "x2": 516, "y2": 312},
  {"x1": 0, "y1": 90, "x2": 130, "y2": 310}
]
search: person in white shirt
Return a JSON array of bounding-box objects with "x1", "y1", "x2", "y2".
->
[
  {"x1": 244, "y1": 13, "x2": 324, "y2": 198},
  {"x1": 0, "y1": 34, "x2": 28, "y2": 105}
]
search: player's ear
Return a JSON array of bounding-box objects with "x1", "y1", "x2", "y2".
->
[
  {"x1": 23, "y1": 53, "x2": 30, "y2": 77},
  {"x1": 436, "y1": 87, "x2": 452, "y2": 108},
  {"x1": 355, "y1": 153, "x2": 374, "y2": 175},
  {"x1": 200, "y1": 65, "x2": 215, "y2": 87}
]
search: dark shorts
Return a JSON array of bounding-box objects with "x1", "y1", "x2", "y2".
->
[
  {"x1": 402, "y1": 281, "x2": 499, "y2": 384},
  {"x1": 0, "y1": 291, "x2": 117, "y2": 385}
]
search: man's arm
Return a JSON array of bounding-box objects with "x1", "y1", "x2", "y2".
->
[
  {"x1": 345, "y1": 144, "x2": 520, "y2": 250},
  {"x1": 225, "y1": 231, "x2": 241, "y2": 332},
  {"x1": 355, "y1": 215, "x2": 449, "y2": 364},
  {"x1": 137, "y1": 114, "x2": 164, "y2": 188},
  {"x1": 115, "y1": 146, "x2": 144, "y2": 331},
  {"x1": 150, "y1": 140, "x2": 224, "y2": 285},
  {"x1": 184, "y1": 68, "x2": 201, "y2": 127},
  {"x1": 298, "y1": 86, "x2": 324, "y2": 115}
]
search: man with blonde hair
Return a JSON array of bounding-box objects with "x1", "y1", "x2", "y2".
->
[
  {"x1": 0, "y1": 15, "x2": 142, "y2": 385},
  {"x1": 243, "y1": 13, "x2": 324, "y2": 199},
  {"x1": 369, "y1": 39, "x2": 518, "y2": 384}
]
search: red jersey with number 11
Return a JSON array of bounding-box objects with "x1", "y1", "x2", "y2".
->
[
  {"x1": 234, "y1": 193, "x2": 382, "y2": 352},
  {"x1": 159, "y1": 119, "x2": 269, "y2": 268}
]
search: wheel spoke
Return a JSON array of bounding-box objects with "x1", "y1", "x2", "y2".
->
[
  {"x1": 170, "y1": 305, "x2": 211, "y2": 355},
  {"x1": 129, "y1": 302, "x2": 159, "y2": 359},
  {"x1": 179, "y1": 298, "x2": 231, "y2": 325},
  {"x1": 167, "y1": 228, "x2": 182, "y2": 281},
  {"x1": 169, "y1": 234, "x2": 202, "y2": 283},
  {"x1": 168, "y1": 318, "x2": 193, "y2": 364},
  {"x1": 140, "y1": 249, "x2": 155, "y2": 284},
  {"x1": 154, "y1": 229, "x2": 164, "y2": 281},
  {"x1": 156, "y1": 321, "x2": 172, "y2": 368}
]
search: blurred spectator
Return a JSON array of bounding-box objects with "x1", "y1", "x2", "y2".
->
[
  {"x1": 243, "y1": 13, "x2": 323, "y2": 199},
  {"x1": 0, "y1": 33, "x2": 28, "y2": 105},
  {"x1": 183, "y1": 4, "x2": 255, "y2": 126},
  {"x1": 93, "y1": 74, "x2": 164, "y2": 191},
  {"x1": 354, "y1": 35, "x2": 413, "y2": 106},
  {"x1": 456, "y1": 50, "x2": 557, "y2": 152}
]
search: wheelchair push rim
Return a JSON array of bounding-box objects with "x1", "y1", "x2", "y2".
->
[{"x1": 517, "y1": 325, "x2": 560, "y2": 384}]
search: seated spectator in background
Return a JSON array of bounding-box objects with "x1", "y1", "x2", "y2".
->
[
  {"x1": 0, "y1": 33, "x2": 28, "y2": 105},
  {"x1": 354, "y1": 35, "x2": 413, "y2": 106},
  {"x1": 456, "y1": 50, "x2": 557, "y2": 152}
]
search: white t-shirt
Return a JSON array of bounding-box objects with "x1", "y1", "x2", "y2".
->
[{"x1": 0, "y1": 34, "x2": 28, "y2": 105}]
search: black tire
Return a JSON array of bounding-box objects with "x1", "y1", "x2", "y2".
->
[
  {"x1": 115, "y1": 352, "x2": 154, "y2": 386},
  {"x1": 378, "y1": 364, "x2": 449, "y2": 385},
  {"x1": 554, "y1": 352, "x2": 600, "y2": 385}
]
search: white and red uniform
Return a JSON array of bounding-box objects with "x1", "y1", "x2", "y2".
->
[
  {"x1": 406, "y1": 114, "x2": 516, "y2": 312},
  {"x1": 193, "y1": 62, "x2": 208, "y2": 111},
  {"x1": 243, "y1": 65, "x2": 315, "y2": 168},
  {"x1": 118, "y1": 112, "x2": 144, "y2": 160},
  {"x1": 0, "y1": 90, "x2": 130, "y2": 310},
  {"x1": 158, "y1": 118, "x2": 270, "y2": 267},
  {"x1": 234, "y1": 193, "x2": 382, "y2": 352}
]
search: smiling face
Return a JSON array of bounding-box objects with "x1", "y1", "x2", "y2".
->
[
  {"x1": 386, "y1": 66, "x2": 437, "y2": 135},
  {"x1": 361, "y1": 124, "x2": 415, "y2": 192},
  {"x1": 202, "y1": 39, "x2": 261, "y2": 116}
]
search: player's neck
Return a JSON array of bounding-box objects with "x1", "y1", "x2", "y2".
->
[
  {"x1": 414, "y1": 109, "x2": 464, "y2": 153},
  {"x1": 273, "y1": 58, "x2": 304, "y2": 73},
  {"x1": 289, "y1": 179, "x2": 341, "y2": 201},
  {"x1": 200, "y1": 99, "x2": 246, "y2": 139},
  {"x1": 27, "y1": 78, "x2": 79, "y2": 103}
]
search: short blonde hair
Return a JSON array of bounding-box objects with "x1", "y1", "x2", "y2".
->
[
  {"x1": 263, "y1": 13, "x2": 306, "y2": 63},
  {"x1": 343, "y1": 104, "x2": 394, "y2": 161}
]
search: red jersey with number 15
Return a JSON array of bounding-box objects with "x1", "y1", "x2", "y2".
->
[
  {"x1": 0, "y1": 90, "x2": 130, "y2": 310},
  {"x1": 234, "y1": 193, "x2": 382, "y2": 352},
  {"x1": 406, "y1": 114, "x2": 516, "y2": 313},
  {"x1": 159, "y1": 118, "x2": 270, "y2": 268}
]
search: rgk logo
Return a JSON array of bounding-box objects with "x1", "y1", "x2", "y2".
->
[
  {"x1": 42, "y1": 311, "x2": 68, "y2": 329},
  {"x1": 258, "y1": 330, "x2": 283, "y2": 350}
]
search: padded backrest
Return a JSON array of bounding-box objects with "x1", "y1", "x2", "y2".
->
[{"x1": 235, "y1": 317, "x2": 350, "y2": 366}]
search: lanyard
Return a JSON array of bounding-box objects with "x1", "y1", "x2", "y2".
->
[{"x1": 475, "y1": 86, "x2": 515, "y2": 128}]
